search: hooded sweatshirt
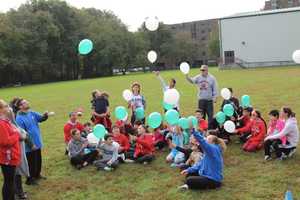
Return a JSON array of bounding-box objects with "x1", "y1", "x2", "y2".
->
[
  {"x1": 97, "y1": 141, "x2": 119, "y2": 163},
  {"x1": 267, "y1": 119, "x2": 286, "y2": 144},
  {"x1": 68, "y1": 137, "x2": 88, "y2": 158}
]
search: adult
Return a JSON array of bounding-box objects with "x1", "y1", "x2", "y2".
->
[
  {"x1": 0, "y1": 99, "x2": 21, "y2": 200},
  {"x1": 179, "y1": 131, "x2": 226, "y2": 190},
  {"x1": 264, "y1": 107, "x2": 299, "y2": 159},
  {"x1": 16, "y1": 99, "x2": 48, "y2": 185},
  {"x1": 186, "y1": 65, "x2": 219, "y2": 126},
  {"x1": 64, "y1": 112, "x2": 84, "y2": 146},
  {"x1": 154, "y1": 71, "x2": 179, "y2": 111}
]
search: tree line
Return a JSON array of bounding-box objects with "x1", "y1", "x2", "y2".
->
[{"x1": 0, "y1": 0, "x2": 218, "y2": 86}]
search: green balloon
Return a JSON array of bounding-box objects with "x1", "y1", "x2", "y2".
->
[
  {"x1": 241, "y1": 95, "x2": 251, "y2": 108},
  {"x1": 163, "y1": 102, "x2": 173, "y2": 111},
  {"x1": 223, "y1": 104, "x2": 234, "y2": 117},
  {"x1": 188, "y1": 116, "x2": 198, "y2": 128},
  {"x1": 78, "y1": 39, "x2": 93, "y2": 55},
  {"x1": 115, "y1": 106, "x2": 128, "y2": 120},
  {"x1": 178, "y1": 117, "x2": 189, "y2": 129},
  {"x1": 135, "y1": 107, "x2": 145, "y2": 120},
  {"x1": 165, "y1": 109, "x2": 180, "y2": 125},
  {"x1": 93, "y1": 124, "x2": 107, "y2": 139},
  {"x1": 216, "y1": 111, "x2": 226, "y2": 125},
  {"x1": 148, "y1": 112, "x2": 162, "y2": 129}
]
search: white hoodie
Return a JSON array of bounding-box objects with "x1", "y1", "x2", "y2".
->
[{"x1": 266, "y1": 117, "x2": 299, "y2": 148}]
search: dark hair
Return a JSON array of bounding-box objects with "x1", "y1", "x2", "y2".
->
[
  {"x1": 84, "y1": 122, "x2": 92, "y2": 127},
  {"x1": 228, "y1": 88, "x2": 233, "y2": 93},
  {"x1": 269, "y1": 110, "x2": 279, "y2": 118},
  {"x1": 9, "y1": 97, "x2": 21, "y2": 114},
  {"x1": 134, "y1": 120, "x2": 143, "y2": 126},
  {"x1": 71, "y1": 129, "x2": 79, "y2": 136},
  {"x1": 91, "y1": 90, "x2": 98, "y2": 99},
  {"x1": 171, "y1": 78, "x2": 176, "y2": 85},
  {"x1": 104, "y1": 134, "x2": 113, "y2": 141},
  {"x1": 16, "y1": 98, "x2": 24, "y2": 109},
  {"x1": 195, "y1": 109, "x2": 204, "y2": 115},
  {"x1": 282, "y1": 107, "x2": 295, "y2": 118},
  {"x1": 253, "y1": 110, "x2": 267, "y2": 133},
  {"x1": 139, "y1": 124, "x2": 149, "y2": 133},
  {"x1": 112, "y1": 125, "x2": 120, "y2": 130},
  {"x1": 243, "y1": 107, "x2": 253, "y2": 113}
]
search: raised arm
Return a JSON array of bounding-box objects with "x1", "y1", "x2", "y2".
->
[
  {"x1": 156, "y1": 73, "x2": 168, "y2": 92},
  {"x1": 192, "y1": 131, "x2": 215, "y2": 155},
  {"x1": 185, "y1": 74, "x2": 196, "y2": 84}
]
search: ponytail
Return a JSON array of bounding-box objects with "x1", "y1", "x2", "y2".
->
[
  {"x1": 254, "y1": 110, "x2": 267, "y2": 133},
  {"x1": 216, "y1": 138, "x2": 227, "y2": 152},
  {"x1": 282, "y1": 107, "x2": 295, "y2": 118}
]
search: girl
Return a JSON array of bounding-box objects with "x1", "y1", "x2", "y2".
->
[
  {"x1": 166, "y1": 126, "x2": 185, "y2": 167},
  {"x1": 154, "y1": 126, "x2": 167, "y2": 150},
  {"x1": 195, "y1": 109, "x2": 208, "y2": 133},
  {"x1": 265, "y1": 107, "x2": 299, "y2": 160},
  {"x1": 179, "y1": 131, "x2": 226, "y2": 190},
  {"x1": 234, "y1": 107, "x2": 253, "y2": 143},
  {"x1": 264, "y1": 110, "x2": 286, "y2": 160},
  {"x1": 128, "y1": 82, "x2": 146, "y2": 125},
  {"x1": 0, "y1": 99, "x2": 21, "y2": 200},
  {"x1": 236, "y1": 110, "x2": 267, "y2": 152}
]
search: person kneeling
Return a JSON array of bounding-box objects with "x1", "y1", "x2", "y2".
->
[{"x1": 68, "y1": 129, "x2": 98, "y2": 170}]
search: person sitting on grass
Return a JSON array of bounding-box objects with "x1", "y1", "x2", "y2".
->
[
  {"x1": 235, "y1": 110, "x2": 267, "y2": 152},
  {"x1": 166, "y1": 126, "x2": 185, "y2": 167},
  {"x1": 195, "y1": 109, "x2": 208, "y2": 133},
  {"x1": 208, "y1": 118, "x2": 231, "y2": 144},
  {"x1": 81, "y1": 122, "x2": 93, "y2": 138},
  {"x1": 94, "y1": 134, "x2": 120, "y2": 171},
  {"x1": 111, "y1": 125, "x2": 130, "y2": 161},
  {"x1": 68, "y1": 129, "x2": 99, "y2": 170},
  {"x1": 234, "y1": 107, "x2": 253, "y2": 143},
  {"x1": 264, "y1": 110, "x2": 286, "y2": 161},
  {"x1": 154, "y1": 125, "x2": 167, "y2": 150},
  {"x1": 264, "y1": 107, "x2": 299, "y2": 160},
  {"x1": 179, "y1": 131, "x2": 226, "y2": 191},
  {"x1": 220, "y1": 88, "x2": 240, "y2": 116}
]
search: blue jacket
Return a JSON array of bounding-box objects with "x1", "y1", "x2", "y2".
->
[
  {"x1": 187, "y1": 131, "x2": 224, "y2": 183},
  {"x1": 167, "y1": 132, "x2": 183, "y2": 157},
  {"x1": 16, "y1": 111, "x2": 46, "y2": 152}
]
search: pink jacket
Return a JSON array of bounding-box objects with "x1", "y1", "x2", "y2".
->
[{"x1": 268, "y1": 119, "x2": 286, "y2": 145}]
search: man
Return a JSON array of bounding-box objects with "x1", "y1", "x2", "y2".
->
[
  {"x1": 186, "y1": 65, "x2": 218, "y2": 126},
  {"x1": 16, "y1": 99, "x2": 48, "y2": 185}
]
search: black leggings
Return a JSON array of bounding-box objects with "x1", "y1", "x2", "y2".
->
[
  {"x1": 70, "y1": 150, "x2": 98, "y2": 166},
  {"x1": 26, "y1": 149, "x2": 42, "y2": 180},
  {"x1": 264, "y1": 139, "x2": 282, "y2": 157},
  {"x1": 155, "y1": 141, "x2": 167, "y2": 150},
  {"x1": 1, "y1": 165, "x2": 16, "y2": 200},
  {"x1": 185, "y1": 172, "x2": 221, "y2": 190},
  {"x1": 135, "y1": 155, "x2": 155, "y2": 164},
  {"x1": 14, "y1": 175, "x2": 24, "y2": 196}
]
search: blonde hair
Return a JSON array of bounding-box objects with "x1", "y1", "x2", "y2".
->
[
  {"x1": 0, "y1": 99, "x2": 7, "y2": 109},
  {"x1": 209, "y1": 135, "x2": 227, "y2": 152}
]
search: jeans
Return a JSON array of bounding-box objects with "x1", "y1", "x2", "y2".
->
[{"x1": 198, "y1": 100, "x2": 214, "y2": 127}]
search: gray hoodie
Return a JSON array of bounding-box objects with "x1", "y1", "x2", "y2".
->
[
  {"x1": 96, "y1": 141, "x2": 119, "y2": 163},
  {"x1": 186, "y1": 73, "x2": 218, "y2": 101},
  {"x1": 267, "y1": 117, "x2": 299, "y2": 148},
  {"x1": 68, "y1": 137, "x2": 87, "y2": 158}
]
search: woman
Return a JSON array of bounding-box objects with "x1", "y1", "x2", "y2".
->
[
  {"x1": 179, "y1": 131, "x2": 226, "y2": 190},
  {"x1": 264, "y1": 107, "x2": 299, "y2": 160},
  {"x1": 0, "y1": 99, "x2": 21, "y2": 200}
]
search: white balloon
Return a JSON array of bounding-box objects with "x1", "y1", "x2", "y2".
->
[
  {"x1": 122, "y1": 89, "x2": 133, "y2": 102},
  {"x1": 220, "y1": 88, "x2": 231, "y2": 100},
  {"x1": 87, "y1": 133, "x2": 99, "y2": 145},
  {"x1": 224, "y1": 121, "x2": 236, "y2": 133},
  {"x1": 147, "y1": 50, "x2": 157, "y2": 63},
  {"x1": 164, "y1": 88, "x2": 180, "y2": 105},
  {"x1": 292, "y1": 50, "x2": 300, "y2": 64},
  {"x1": 48, "y1": 111, "x2": 55, "y2": 116},
  {"x1": 145, "y1": 16, "x2": 159, "y2": 31},
  {"x1": 179, "y1": 62, "x2": 190, "y2": 74}
]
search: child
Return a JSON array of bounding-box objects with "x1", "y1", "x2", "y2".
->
[
  {"x1": 68, "y1": 129, "x2": 98, "y2": 170},
  {"x1": 91, "y1": 90, "x2": 112, "y2": 132},
  {"x1": 94, "y1": 134, "x2": 120, "y2": 171},
  {"x1": 195, "y1": 109, "x2": 208, "y2": 133},
  {"x1": 264, "y1": 110, "x2": 286, "y2": 160},
  {"x1": 209, "y1": 118, "x2": 231, "y2": 144},
  {"x1": 81, "y1": 122, "x2": 93, "y2": 138},
  {"x1": 111, "y1": 125, "x2": 130, "y2": 154},
  {"x1": 154, "y1": 126, "x2": 167, "y2": 150},
  {"x1": 220, "y1": 88, "x2": 240, "y2": 115},
  {"x1": 166, "y1": 126, "x2": 185, "y2": 167},
  {"x1": 235, "y1": 107, "x2": 253, "y2": 143},
  {"x1": 180, "y1": 144, "x2": 203, "y2": 170},
  {"x1": 128, "y1": 82, "x2": 146, "y2": 125}
]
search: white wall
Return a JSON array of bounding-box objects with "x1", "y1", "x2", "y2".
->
[{"x1": 220, "y1": 11, "x2": 300, "y2": 64}]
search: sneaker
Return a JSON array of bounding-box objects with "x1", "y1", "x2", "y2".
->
[
  {"x1": 278, "y1": 153, "x2": 288, "y2": 161},
  {"x1": 288, "y1": 148, "x2": 296, "y2": 158},
  {"x1": 178, "y1": 184, "x2": 189, "y2": 191},
  {"x1": 264, "y1": 155, "x2": 272, "y2": 161},
  {"x1": 104, "y1": 166, "x2": 113, "y2": 171},
  {"x1": 17, "y1": 192, "x2": 28, "y2": 200},
  {"x1": 143, "y1": 161, "x2": 149, "y2": 165},
  {"x1": 25, "y1": 178, "x2": 38, "y2": 186},
  {"x1": 124, "y1": 159, "x2": 135, "y2": 163}
]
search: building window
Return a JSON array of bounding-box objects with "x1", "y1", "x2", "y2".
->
[
  {"x1": 202, "y1": 51, "x2": 206, "y2": 56},
  {"x1": 201, "y1": 30, "x2": 205, "y2": 34},
  {"x1": 201, "y1": 37, "x2": 206, "y2": 41}
]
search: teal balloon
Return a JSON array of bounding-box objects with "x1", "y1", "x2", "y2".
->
[
  {"x1": 115, "y1": 106, "x2": 128, "y2": 120},
  {"x1": 216, "y1": 112, "x2": 226, "y2": 124},
  {"x1": 223, "y1": 104, "x2": 234, "y2": 117},
  {"x1": 285, "y1": 190, "x2": 293, "y2": 200},
  {"x1": 148, "y1": 112, "x2": 162, "y2": 129},
  {"x1": 93, "y1": 124, "x2": 106, "y2": 139},
  {"x1": 135, "y1": 107, "x2": 145, "y2": 120},
  {"x1": 178, "y1": 118, "x2": 189, "y2": 129},
  {"x1": 188, "y1": 116, "x2": 198, "y2": 128},
  {"x1": 163, "y1": 102, "x2": 173, "y2": 111},
  {"x1": 165, "y1": 109, "x2": 180, "y2": 125},
  {"x1": 78, "y1": 39, "x2": 93, "y2": 55},
  {"x1": 241, "y1": 95, "x2": 251, "y2": 108}
]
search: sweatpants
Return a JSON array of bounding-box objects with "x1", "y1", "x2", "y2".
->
[
  {"x1": 26, "y1": 149, "x2": 42, "y2": 180},
  {"x1": 1, "y1": 165, "x2": 16, "y2": 200},
  {"x1": 70, "y1": 150, "x2": 98, "y2": 166},
  {"x1": 243, "y1": 140, "x2": 262, "y2": 152},
  {"x1": 185, "y1": 172, "x2": 221, "y2": 190},
  {"x1": 239, "y1": 132, "x2": 251, "y2": 143}
]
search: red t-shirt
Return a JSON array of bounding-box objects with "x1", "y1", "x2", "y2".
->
[
  {"x1": 113, "y1": 133, "x2": 130, "y2": 152},
  {"x1": 63, "y1": 121, "x2": 84, "y2": 144}
]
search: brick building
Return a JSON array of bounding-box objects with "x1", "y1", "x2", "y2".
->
[{"x1": 264, "y1": 0, "x2": 300, "y2": 10}]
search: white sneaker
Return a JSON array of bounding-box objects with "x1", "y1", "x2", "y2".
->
[
  {"x1": 178, "y1": 184, "x2": 189, "y2": 191},
  {"x1": 264, "y1": 155, "x2": 272, "y2": 161},
  {"x1": 124, "y1": 159, "x2": 135, "y2": 163},
  {"x1": 119, "y1": 153, "x2": 126, "y2": 161},
  {"x1": 143, "y1": 161, "x2": 149, "y2": 165},
  {"x1": 104, "y1": 166, "x2": 113, "y2": 171}
]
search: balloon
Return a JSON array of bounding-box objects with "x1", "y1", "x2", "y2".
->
[
  {"x1": 163, "y1": 88, "x2": 180, "y2": 105},
  {"x1": 188, "y1": 116, "x2": 198, "y2": 128},
  {"x1": 135, "y1": 107, "x2": 145, "y2": 120},
  {"x1": 122, "y1": 89, "x2": 133, "y2": 102},
  {"x1": 148, "y1": 112, "x2": 162, "y2": 129},
  {"x1": 165, "y1": 109, "x2": 180, "y2": 125},
  {"x1": 87, "y1": 133, "x2": 100, "y2": 144},
  {"x1": 221, "y1": 88, "x2": 231, "y2": 100},
  {"x1": 241, "y1": 95, "x2": 251, "y2": 108},
  {"x1": 223, "y1": 104, "x2": 234, "y2": 117},
  {"x1": 163, "y1": 102, "x2": 173, "y2": 111},
  {"x1": 145, "y1": 16, "x2": 159, "y2": 31},
  {"x1": 115, "y1": 106, "x2": 128, "y2": 120},
  {"x1": 147, "y1": 50, "x2": 157, "y2": 63},
  {"x1": 216, "y1": 112, "x2": 226, "y2": 124},
  {"x1": 178, "y1": 117, "x2": 189, "y2": 129},
  {"x1": 78, "y1": 39, "x2": 93, "y2": 55},
  {"x1": 224, "y1": 120, "x2": 236, "y2": 133},
  {"x1": 292, "y1": 50, "x2": 300, "y2": 64},
  {"x1": 179, "y1": 62, "x2": 190, "y2": 74},
  {"x1": 93, "y1": 124, "x2": 107, "y2": 139}
]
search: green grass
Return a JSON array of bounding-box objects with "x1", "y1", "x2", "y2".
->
[{"x1": 1, "y1": 67, "x2": 300, "y2": 200}]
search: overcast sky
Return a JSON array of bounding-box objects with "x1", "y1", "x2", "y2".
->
[{"x1": 0, "y1": 0, "x2": 266, "y2": 31}]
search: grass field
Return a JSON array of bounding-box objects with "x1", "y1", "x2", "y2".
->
[{"x1": 1, "y1": 67, "x2": 300, "y2": 200}]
